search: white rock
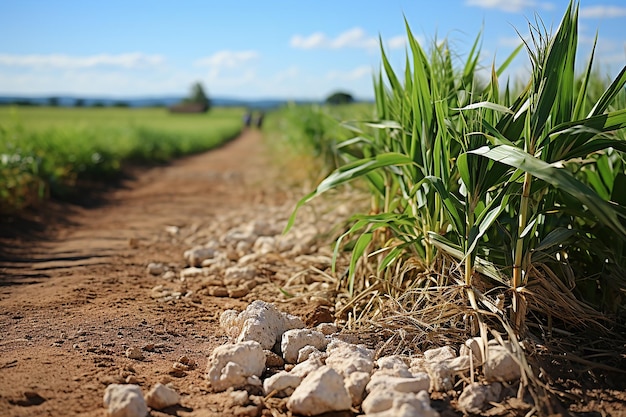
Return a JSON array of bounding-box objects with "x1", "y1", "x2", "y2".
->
[
  {"x1": 446, "y1": 354, "x2": 471, "y2": 372},
  {"x1": 103, "y1": 384, "x2": 148, "y2": 417},
  {"x1": 345, "y1": 371, "x2": 370, "y2": 406},
  {"x1": 162, "y1": 271, "x2": 176, "y2": 280},
  {"x1": 253, "y1": 236, "x2": 276, "y2": 254},
  {"x1": 224, "y1": 265, "x2": 257, "y2": 284},
  {"x1": 263, "y1": 371, "x2": 302, "y2": 397},
  {"x1": 376, "y1": 356, "x2": 412, "y2": 377},
  {"x1": 220, "y1": 301, "x2": 304, "y2": 350},
  {"x1": 220, "y1": 309, "x2": 241, "y2": 339},
  {"x1": 366, "y1": 372, "x2": 430, "y2": 394},
  {"x1": 290, "y1": 356, "x2": 324, "y2": 378},
  {"x1": 125, "y1": 347, "x2": 144, "y2": 361},
  {"x1": 184, "y1": 246, "x2": 217, "y2": 267},
  {"x1": 423, "y1": 346, "x2": 456, "y2": 362},
  {"x1": 201, "y1": 252, "x2": 230, "y2": 269},
  {"x1": 281, "y1": 329, "x2": 328, "y2": 364},
  {"x1": 458, "y1": 382, "x2": 502, "y2": 414},
  {"x1": 165, "y1": 225, "x2": 180, "y2": 236},
  {"x1": 237, "y1": 252, "x2": 259, "y2": 266},
  {"x1": 297, "y1": 346, "x2": 323, "y2": 363},
  {"x1": 146, "y1": 263, "x2": 165, "y2": 276},
  {"x1": 362, "y1": 390, "x2": 438, "y2": 417},
  {"x1": 325, "y1": 339, "x2": 374, "y2": 376},
  {"x1": 236, "y1": 241, "x2": 253, "y2": 256},
  {"x1": 223, "y1": 229, "x2": 257, "y2": 245},
  {"x1": 275, "y1": 235, "x2": 295, "y2": 253},
  {"x1": 205, "y1": 341, "x2": 266, "y2": 392},
  {"x1": 484, "y1": 344, "x2": 521, "y2": 382},
  {"x1": 425, "y1": 362, "x2": 453, "y2": 392},
  {"x1": 316, "y1": 322, "x2": 338, "y2": 335},
  {"x1": 424, "y1": 346, "x2": 470, "y2": 391},
  {"x1": 287, "y1": 366, "x2": 352, "y2": 415},
  {"x1": 145, "y1": 383, "x2": 179, "y2": 410},
  {"x1": 180, "y1": 267, "x2": 204, "y2": 281},
  {"x1": 462, "y1": 337, "x2": 485, "y2": 363},
  {"x1": 230, "y1": 390, "x2": 249, "y2": 406}
]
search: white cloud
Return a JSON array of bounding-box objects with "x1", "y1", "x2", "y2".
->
[
  {"x1": 0, "y1": 53, "x2": 165, "y2": 69},
  {"x1": 195, "y1": 50, "x2": 260, "y2": 86},
  {"x1": 290, "y1": 32, "x2": 328, "y2": 49},
  {"x1": 194, "y1": 50, "x2": 259, "y2": 69},
  {"x1": 327, "y1": 65, "x2": 372, "y2": 81},
  {"x1": 331, "y1": 28, "x2": 377, "y2": 49},
  {"x1": 387, "y1": 35, "x2": 407, "y2": 49},
  {"x1": 498, "y1": 35, "x2": 527, "y2": 47},
  {"x1": 0, "y1": 68, "x2": 192, "y2": 96},
  {"x1": 465, "y1": 0, "x2": 553, "y2": 13},
  {"x1": 291, "y1": 27, "x2": 403, "y2": 50},
  {"x1": 580, "y1": 6, "x2": 626, "y2": 19}
]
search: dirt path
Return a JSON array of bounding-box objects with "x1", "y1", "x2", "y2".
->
[{"x1": 0, "y1": 129, "x2": 310, "y2": 416}]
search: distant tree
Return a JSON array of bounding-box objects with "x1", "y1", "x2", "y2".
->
[
  {"x1": 92, "y1": 101, "x2": 105, "y2": 108},
  {"x1": 48, "y1": 96, "x2": 60, "y2": 107},
  {"x1": 325, "y1": 91, "x2": 354, "y2": 105},
  {"x1": 182, "y1": 81, "x2": 211, "y2": 112},
  {"x1": 10, "y1": 99, "x2": 36, "y2": 106},
  {"x1": 74, "y1": 98, "x2": 85, "y2": 107},
  {"x1": 113, "y1": 100, "x2": 129, "y2": 108}
]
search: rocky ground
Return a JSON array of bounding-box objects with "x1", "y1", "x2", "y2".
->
[{"x1": 1, "y1": 130, "x2": 625, "y2": 417}]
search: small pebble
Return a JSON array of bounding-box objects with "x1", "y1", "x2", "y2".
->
[{"x1": 126, "y1": 347, "x2": 144, "y2": 361}]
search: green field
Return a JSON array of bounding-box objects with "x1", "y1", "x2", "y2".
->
[{"x1": 0, "y1": 106, "x2": 244, "y2": 211}]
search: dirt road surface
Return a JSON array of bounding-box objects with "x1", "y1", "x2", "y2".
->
[{"x1": 0, "y1": 130, "x2": 318, "y2": 416}]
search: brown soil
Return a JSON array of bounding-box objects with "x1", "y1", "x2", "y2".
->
[{"x1": 1, "y1": 130, "x2": 625, "y2": 417}]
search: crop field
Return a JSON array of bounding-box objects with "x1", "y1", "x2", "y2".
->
[
  {"x1": 0, "y1": 106, "x2": 243, "y2": 212},
  {"x1": 283, "y1": 1, "x2": 626, "y2": 387},
  {"x1": 263, "y1": 102, "x2": 375, "y2": 184}
]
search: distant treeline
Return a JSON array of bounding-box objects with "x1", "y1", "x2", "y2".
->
[
  {"x1": 0, "y1": 97, "x2": 175, "y2": 108},
  {"x1": 0, "y1": 94, "x2": 374, "y2": 110}
]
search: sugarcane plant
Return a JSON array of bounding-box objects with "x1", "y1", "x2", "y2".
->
[{"x1": 286, "y1": 0, "x2": 626, "y2": 338}]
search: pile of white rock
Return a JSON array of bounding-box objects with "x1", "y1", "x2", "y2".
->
[
  {"x1": 148, "y1": 215, "x2": 336, "y2": 302},
  {"x1": 103, "y1": 382, "x2": 180, "y2": 417},
  {"x1": 206, "y1": 300, "x2": 523, "y2": 416}
]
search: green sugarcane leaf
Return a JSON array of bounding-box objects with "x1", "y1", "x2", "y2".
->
[
  {"x1": 427, "y1": 232, "x2": 507, "y2": 284},
  {"x1": 612, "y1": 173, "x2": 626, "y2": 207},
  {"x1": 362, "y1": 120, "x2": 403, "y2": 130},
  {"x1": 496, "y1": 43, "x2": 524, "y2": 77},
  {"x1": 573, "y1": 33, "x2": 597, "y2": 120},
  {"x1": 589, "y1": 65, "x2": 626, "y2": 117},
  {"x1": 584, "y1": 168, "x2": 610, "y2": 200},
  {"x1": 424, "y1": 175, "x2": 465, "y2": 236},
  {"x1": 469, "y1": 144, "x2": 626, "y2": 236},
  {"x1": 348, "y1": 232, "x2": 373, "y2": 296},
  {"x1": 534, "y1": 227, "x2": 578, "y2": 252},
  {"x1": 378, "y1": 246, "x2": 405, "y2": 272},
  {"x1": 547, "y1": 109, "x2": 626, "y2": 160},
  {"x1": 596, "y1": 154, "x2": 615, "y2": 192},
  {"x1": 465, "y1": 189, "x2": 512, "y2": 259},
  {"x1": 455, "y1": 101, "x2": 514, "y2": 115}
]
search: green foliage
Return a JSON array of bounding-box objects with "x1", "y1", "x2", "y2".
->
[
  {"x1": 325, "y1": 91, "x2": 355, "y2": 105},
  {"x1": 262, "y1": 102, "x2": 375, "y2": 181},
  {"x1": 289, "y1": 0, "x2": 626, "y2": 333},
  {"x1": 182, "y1": 81, "x2": 211, "y2": 111},
  {"x1": 0, "y1": 106, "x2": 242, "y2": 212}
]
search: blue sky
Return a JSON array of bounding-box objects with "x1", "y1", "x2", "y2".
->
[{"x1": 0, "y1": 0, "x2": 624, "y2": 100}]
